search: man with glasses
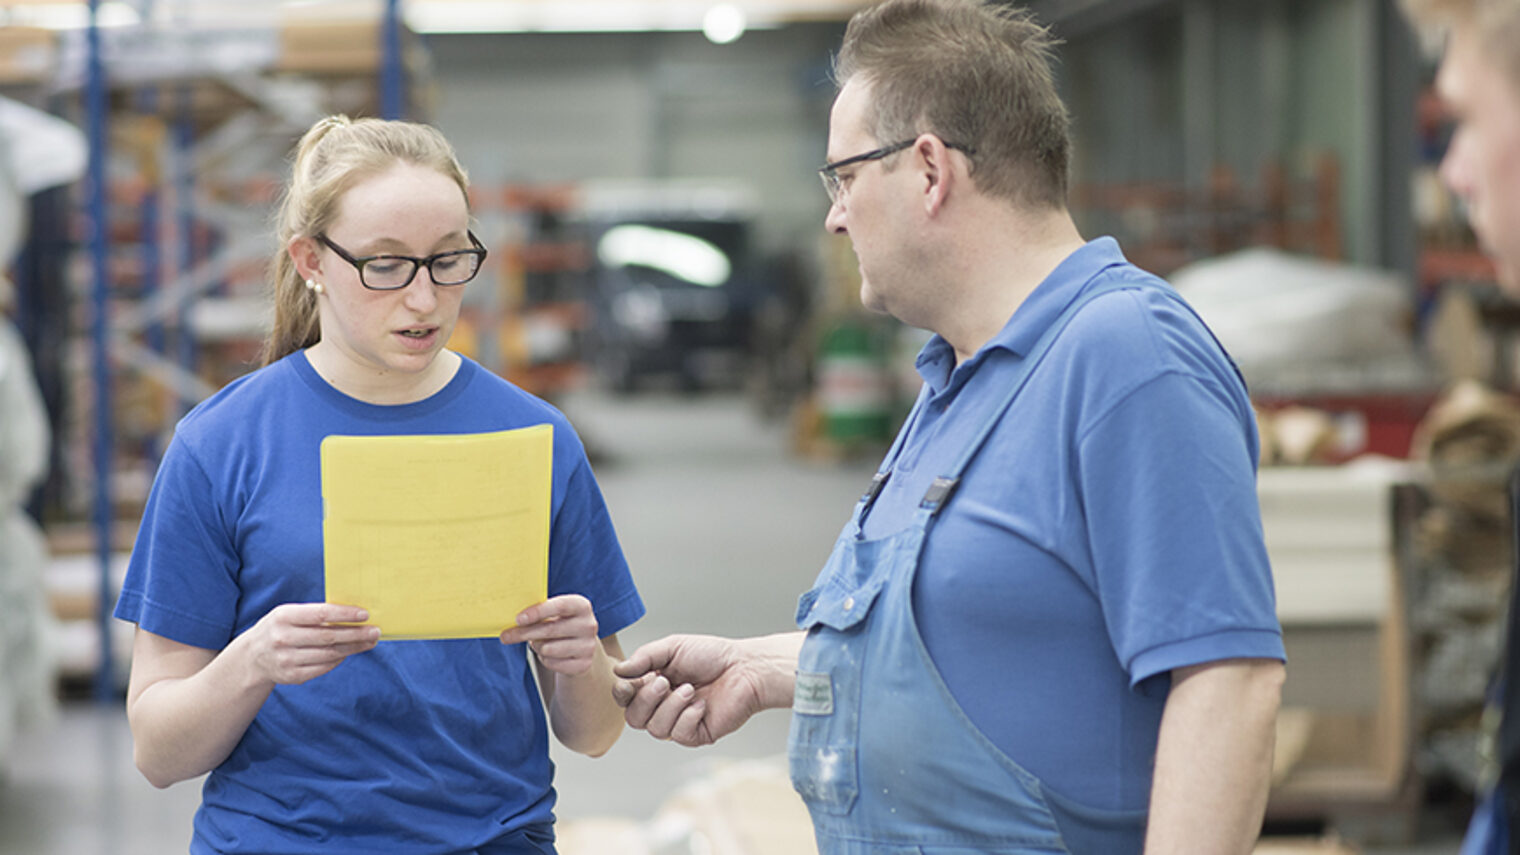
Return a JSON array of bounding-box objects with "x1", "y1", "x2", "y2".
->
[{"x1": 614, "y1": 1, "x2": 1284, "y2": 852}]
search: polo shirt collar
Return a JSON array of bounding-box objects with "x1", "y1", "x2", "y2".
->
[{"x1": 914, "y1": 236, "x2": 1127, "y2": 394}]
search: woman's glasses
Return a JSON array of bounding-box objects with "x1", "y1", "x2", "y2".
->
[{"x1": 316, "y1": 232, "x2": 488, "y2": 291}]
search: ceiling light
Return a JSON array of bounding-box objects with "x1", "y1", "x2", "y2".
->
[
  {"x1": 703, "y1": 4, "x2": 746, "y2": 44},
  {"x1": 404, "y1": 1, "x2": 784, "y2": 35},
  {"x1": 2, "y1": 1, "x2": 141, "y2": 30}
]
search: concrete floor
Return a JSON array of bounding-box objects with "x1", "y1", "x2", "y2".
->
[{"x1": 0, "y1": 389, "x2": 1468, "y2": 853}]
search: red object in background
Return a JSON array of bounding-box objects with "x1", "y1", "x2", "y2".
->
[
  {"x1": 1254, "y1": 392, "x2": 1441, "y2": 462},
  {"x1": 1419, "y1": 249, "x2": 1498, "y2": 289}
]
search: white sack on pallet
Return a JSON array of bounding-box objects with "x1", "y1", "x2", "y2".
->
[
  {"x1": 0, "y1": 96, "x2": 86, "y2": 198},
  {"x1": 557, "y1": 757, "x2": 818, "y2": 855},
  {"x1": 1169, "y1": 247, "x2": 1418, "y2": 374},
  {"x1": 0, "y1": 107, "x2": 70, "y2": 767},
  {"x1": 0, "y1": 320, "x2": 47, "y2": 510},
  {"x1": 0, "y1": 318, "x2": 57, "y2": 765}
]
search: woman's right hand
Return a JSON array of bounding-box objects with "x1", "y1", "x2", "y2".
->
[
  {"x1": 125, "y1": 605, "x2": 378, "y2": 788},
  {"x1": 241, "y1": 603, "x2": 381, "y2": 685}
]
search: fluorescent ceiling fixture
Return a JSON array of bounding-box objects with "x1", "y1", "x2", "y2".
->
[
  {"x1": 2, "y1": 2, "x2": 141, "y2": 29},
  {"x1": 599, "y1": 225, "x2": 731, "y2": 287},
  {"x1": 407, "y1": 1, "x2": 781, "y2": 34},
  {"x1": 1, "y1": 0, "x2": 866, "y2": 33},
  {"x1": 703, "y1": 4, "x2": 746, "y2": 43}
]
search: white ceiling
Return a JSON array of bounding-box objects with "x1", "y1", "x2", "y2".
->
[{"x1": 0, "y1": 0, "x2": 874, "y2": 33}]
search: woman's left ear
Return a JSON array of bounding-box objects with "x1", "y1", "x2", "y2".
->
[{"x1": 288, "y1": 235, "x2": 322, "y2": 282}]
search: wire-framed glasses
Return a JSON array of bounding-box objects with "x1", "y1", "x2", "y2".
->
[
  {"x1": 818, "y1": 139, "x2": 977, "y2": 204},
  {"x1": 316, "y1": 231, "x2": 488, "y2": 291}
]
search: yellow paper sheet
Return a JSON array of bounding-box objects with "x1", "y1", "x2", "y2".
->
[{"x1": 321, "y1": 425, "x2": 552, "y2": 640}]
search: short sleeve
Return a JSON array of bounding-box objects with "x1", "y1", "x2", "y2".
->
[
  {"x1": 1077, "y1": 370, "x2": 1284, "y2": 687},
  {"x1": 546, "y1": 447, "x2": 643, "y2": 638},
  {"x1": 113, "y1": 433, "x2": 242, "y2": 650}
]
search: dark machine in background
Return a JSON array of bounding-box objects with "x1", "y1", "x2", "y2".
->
[{"x1": 585, "y1": 215, "x2": 760, "y2": 392}]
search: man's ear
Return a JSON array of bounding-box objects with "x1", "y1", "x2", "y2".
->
[
  {"x1": 288, "y1": 235, "x2": 323, "y2": 283},
  {"x1": 918, "y1": 135, "x2": 955, "y2": 216}
]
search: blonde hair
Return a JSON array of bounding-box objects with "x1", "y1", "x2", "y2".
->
[
  {"x1": 835, "y1": 0, "x2": 1070, "y2": 210},
  {"x1": 261, "y1": 115, "x2": 471, "y2": 366},
  {"x1": 1403, "y1": 0, "x2": 1520, "y2": 90}
]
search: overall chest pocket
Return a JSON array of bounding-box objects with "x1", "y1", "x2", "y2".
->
[{"x1": 789, "y1": 555, "x2": 887, "y2": 818}]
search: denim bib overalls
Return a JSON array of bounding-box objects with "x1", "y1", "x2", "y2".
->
[{"x1": 788, "y1": 275, "x2": 1201, "y2": 855}]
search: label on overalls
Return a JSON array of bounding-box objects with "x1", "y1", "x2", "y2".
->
[{"x1": 794, "y1": 670, "x2": 833, "y2": 715}]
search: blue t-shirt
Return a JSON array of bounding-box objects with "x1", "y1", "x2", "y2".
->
[
  {"x1": 858, "y1": 237, "x2": 1284, "y2": 814},
  {"x1": 114, "y1": 352, "x2": 644, "y2": 855}
]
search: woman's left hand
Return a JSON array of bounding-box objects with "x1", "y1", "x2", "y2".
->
[{"x1": 500, "y1": 595, "x2": 601, "y2": 676}]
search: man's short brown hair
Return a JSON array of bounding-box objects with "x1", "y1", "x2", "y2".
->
[{"x1": 834, "y1": 0, "x2": 1072, "y2": 210}]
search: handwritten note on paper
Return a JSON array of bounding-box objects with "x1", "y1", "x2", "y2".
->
[{"x1": 321, "y1": 425, "x2": 553, "y2": 640}]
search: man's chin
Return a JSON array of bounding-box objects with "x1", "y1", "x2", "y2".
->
[
  {"x1": 1474, "y1": 228, "x2": 1520, "y2": 297},
  {"x1": 859, "y1": 284, "x2": 887, "y2": 315},
  {"x1": 1499, "y1": 261, "x2": 1520, "y2": 299}
]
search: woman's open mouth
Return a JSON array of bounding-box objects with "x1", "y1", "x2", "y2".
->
[{"x1": 395, "y1": 327, "x2": 439, "y2": 349}]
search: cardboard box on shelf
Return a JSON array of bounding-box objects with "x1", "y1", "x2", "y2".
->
[
  {"x1": 1261, "y1": 466, "x2": 1422, "y2": 839},
  {"x1": 277, "y1": 20, "x2": 382, "y2": 75},
  {"x1": 0, "y1": 27, "x2": 54, "y2": 84}
]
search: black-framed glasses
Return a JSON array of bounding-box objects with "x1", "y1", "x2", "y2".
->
[
  {"x1": 316, "y1": 231, "x2": 488, "y2": 291},
  {"x1": 818, "y1": 139, "x2": 977, "y2": 204}
]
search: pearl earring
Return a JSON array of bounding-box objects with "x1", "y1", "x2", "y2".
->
[{"x1": 305, "y1": 278, "x2": 325, "y2": 296}]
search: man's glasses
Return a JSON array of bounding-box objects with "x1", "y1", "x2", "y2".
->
[
  {"x1": 316, "y1": 231, "x2": 488, "y2": 291},
  {"x1": 818, "y1": 139, "x2": 977, "y2": 204}
]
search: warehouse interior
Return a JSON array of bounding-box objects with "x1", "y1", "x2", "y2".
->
[{"x1": 0, "y1": 0, "x2": 1509, "y2": 852}]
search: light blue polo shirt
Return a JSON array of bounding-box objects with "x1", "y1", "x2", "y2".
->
[{"x1": 858, "y1": 237, "x2": 1284, "y2": 815}]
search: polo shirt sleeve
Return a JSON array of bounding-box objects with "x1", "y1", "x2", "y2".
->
[
  {"x1": 1076, "y1": 369, "x2": 1284, "y2": 688},
  {"x1": 546, "y1": 438, "x2": 644, "y2": 638},
  {"x1": 113, "y1": 431, "x2": 242, "y2": 651}
]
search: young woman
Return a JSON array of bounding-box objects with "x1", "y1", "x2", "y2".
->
[{"x1": 114, "y1": 116, "x2": 643, "y2": 855}]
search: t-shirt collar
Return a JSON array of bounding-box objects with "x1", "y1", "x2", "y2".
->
[{"x1": 914, "y1": 236, "x2": 1128, "y2": 393}]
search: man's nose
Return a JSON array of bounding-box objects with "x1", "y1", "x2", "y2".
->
[{"x1": 824, "y1": 198, "x2": 847, "y2": 234}]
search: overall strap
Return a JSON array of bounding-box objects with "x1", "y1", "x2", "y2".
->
[
  {"x1": 857, "y1": 379, "x2": 931, "y2": 519},
  {"x1": 920, "y1": 269, "x2": 1142, "y2": 515}
]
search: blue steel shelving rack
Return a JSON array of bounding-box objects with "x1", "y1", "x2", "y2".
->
[{"x1": 83, "y1": 0, "x2": 411, "y2": 701}]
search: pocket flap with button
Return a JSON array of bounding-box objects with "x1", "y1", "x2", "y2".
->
[{"x1": 795, "y1": 575, "x2": 885, "y2": 632}]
